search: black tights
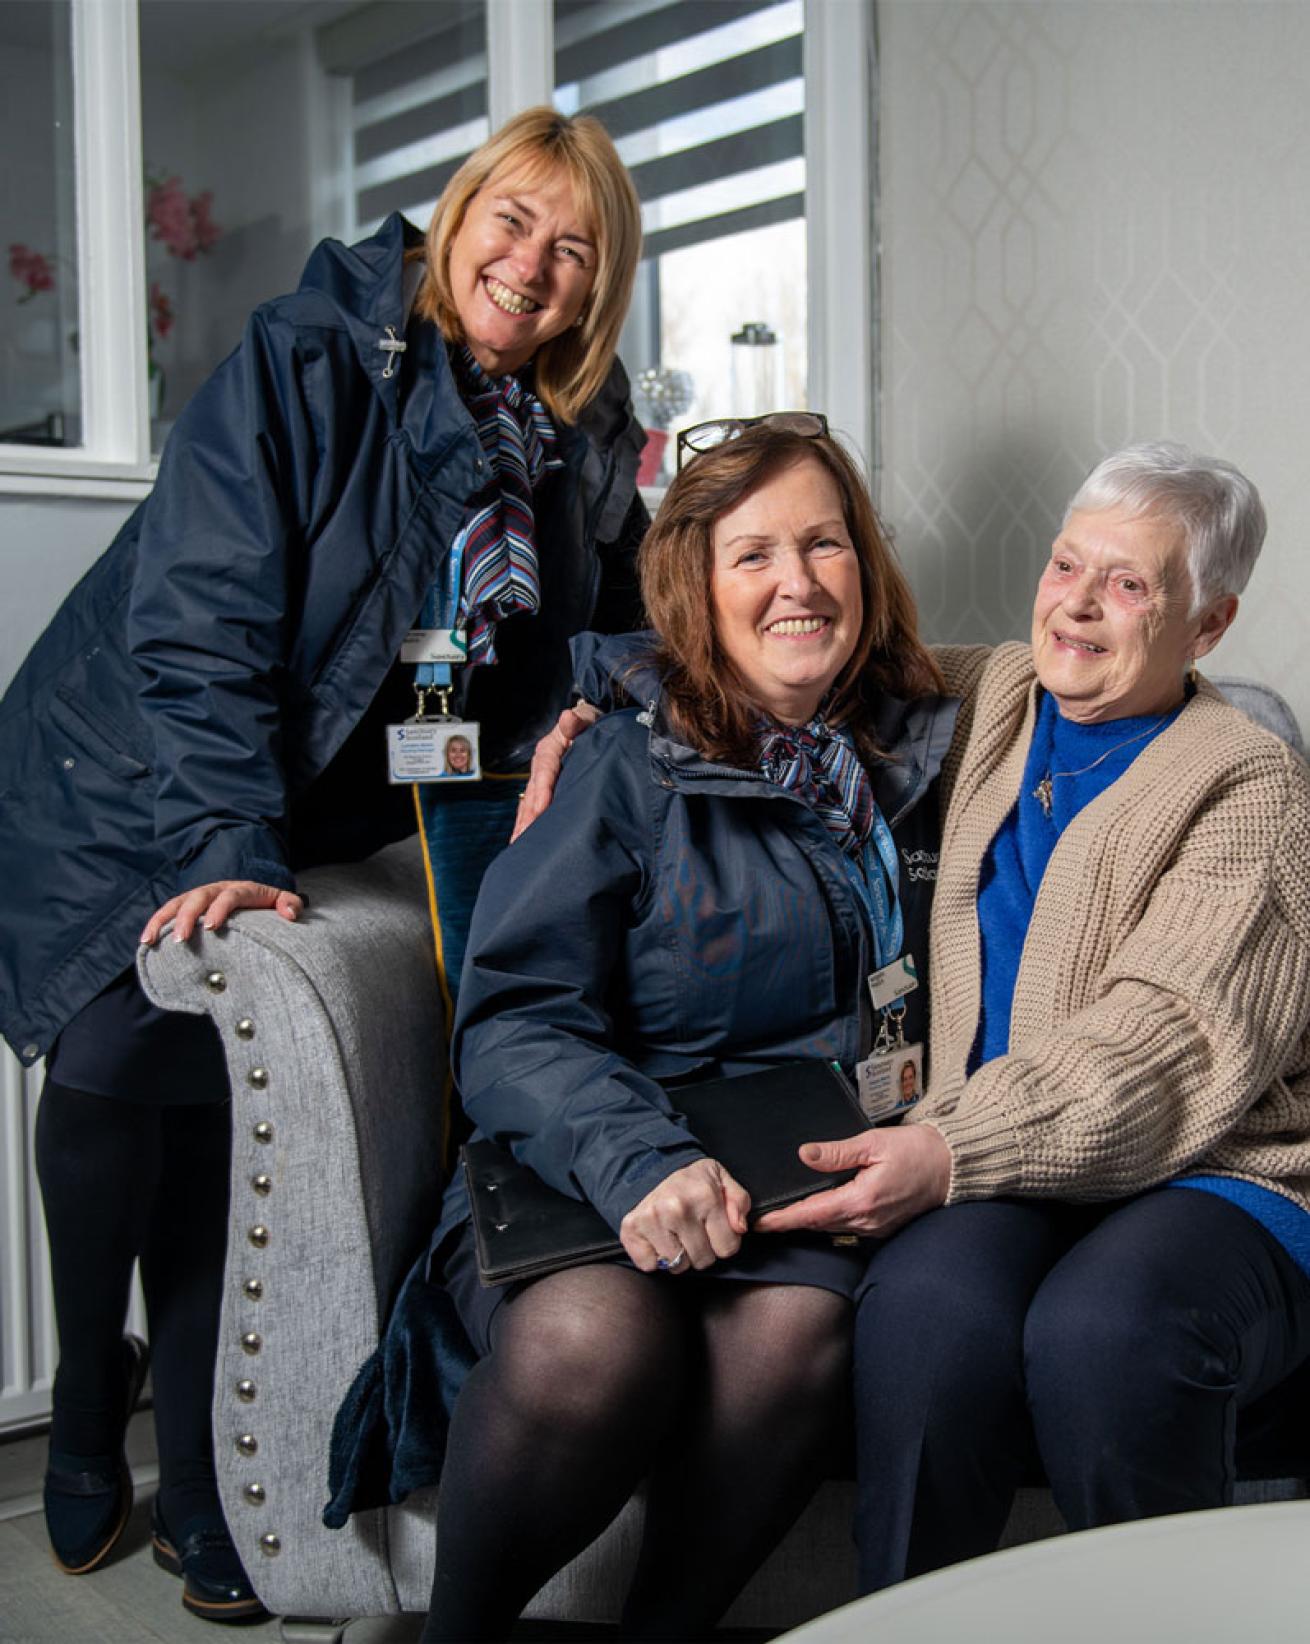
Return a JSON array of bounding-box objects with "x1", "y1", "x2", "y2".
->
[
  {"x1": 422, "y1": 1265, "x2": 850, "y2": 1643},
  {"x1": 34, "y1": 1079, "x2": 231, "y2": 1529}
]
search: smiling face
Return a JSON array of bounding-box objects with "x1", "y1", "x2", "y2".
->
[
  {"x1": 446, "y1": 161, "x2": 597, "y2": 376},
  {"x1": 1031, "y1": 505, "x2": 1237, "y2": 723},
  {"x1": 709, "y1": 456, "x2": 863, "y2": 725}
]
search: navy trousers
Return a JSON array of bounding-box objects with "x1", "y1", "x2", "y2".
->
[
  {"x1": 853, "y1": 1189, "x2": 1310, "y2": 1593},
  {"x1": 419, "y1": 777, "x2": 526, "y2": 1014}
]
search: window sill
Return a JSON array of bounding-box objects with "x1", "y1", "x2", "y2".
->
[{"x1": 0, "y1": 456, "x2": 157, "y2": 502}]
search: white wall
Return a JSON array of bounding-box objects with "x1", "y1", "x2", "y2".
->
[
  {"x1": 0, "y1": 495, "x2": 135, "y2": 690},
  {"x1": 878, "y1": 0, "x2": 1310, "y2": 734}
]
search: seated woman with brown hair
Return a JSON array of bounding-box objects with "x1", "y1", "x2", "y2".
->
[{"x1": 413, "y1": 418, "x2": 954, "y2": 1641}]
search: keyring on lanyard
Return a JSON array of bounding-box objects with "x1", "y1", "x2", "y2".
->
[
  {"x1": 871, "y1": 999, "x2": 908, "y2": 1055},
  {"x1": 412, "y1": 533, "x2": 469, "y2": 715}
]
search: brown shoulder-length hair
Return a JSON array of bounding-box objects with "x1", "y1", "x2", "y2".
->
[
  {"x1": 411, "y1": 107, "x2": 642, "y2": 425},
  {"x1": 639, "y1": 429, "x2": 944, "y2": 766}
]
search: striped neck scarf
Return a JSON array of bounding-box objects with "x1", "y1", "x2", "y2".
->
[
  {"x1": 756, "y1": 715, "x2": 876, "y2": 859},
  {"x1": 452, "y1": 345, "x2": 563, "y2": 667}
]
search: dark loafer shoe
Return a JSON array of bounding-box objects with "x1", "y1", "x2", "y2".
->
[
  {"x1": 44, "y1": 1334, "x2": 150, "y2": 1574},
  {"x1": 151, "y1": 1503, "x2": 269, "y2": 1625}
]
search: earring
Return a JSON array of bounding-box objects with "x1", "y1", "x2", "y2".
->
[{"x1": 1187, "y1": 657, "x2": 1199, "y2": 687}]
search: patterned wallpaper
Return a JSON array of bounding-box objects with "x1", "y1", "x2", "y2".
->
[{"x1": 876, "y1": 0, "x2": 1310, "y2": 733}]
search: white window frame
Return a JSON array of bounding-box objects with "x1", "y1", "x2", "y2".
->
[
  {"x1": 0, "y1": 0, "x2": 875, "y2": 498},
  {"x1": 0, "y1": 0, "x2": 152, "y2": 500},
  {"x1": 488, "y1": 0, "x2": 551, "y2": 128},
  {"x1": 805, "y1": 0, "x2": 875, "y2": 472}
]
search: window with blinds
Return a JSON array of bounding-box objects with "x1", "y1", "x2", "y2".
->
[
  {"x1": 556, "y1": 0, "x2": 809, "y2": 474},
  {"x1": 319, "y1": 0, "x2": 490, "y2": 233},
  {"x1": 555, "y1": 0, "x2": 803, "y2": 260}
]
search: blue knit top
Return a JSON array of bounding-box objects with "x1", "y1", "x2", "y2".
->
[{"x1": 970, "y1": 689, "x2": 1310, "y2": 1276}]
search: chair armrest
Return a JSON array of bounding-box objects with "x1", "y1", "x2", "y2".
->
[{"x1": 138, "y1": 835, "x2": 445, "y2": 1615}]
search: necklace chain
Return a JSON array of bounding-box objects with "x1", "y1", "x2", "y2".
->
[{"x1": 1032, "y1": 713, "x2": 1170, "y2": 819}]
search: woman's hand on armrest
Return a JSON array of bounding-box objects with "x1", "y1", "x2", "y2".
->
[
  {"x1": 754, "y1": 1124, "x2": 952, "y2": 1239},
  {"x1": 620, "y1": 1159, "x2": 751, "y2": 1274},
  {"x1": 513, "y1": 702, "x2": 602, "y2": 841},
  {"x1": 140, "y1": 880, "x2": 304, "y2": 944}
]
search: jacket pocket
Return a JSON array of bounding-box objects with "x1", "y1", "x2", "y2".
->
[{"x1": 49, "y1": 690, "x2": 151, "y2": 780}]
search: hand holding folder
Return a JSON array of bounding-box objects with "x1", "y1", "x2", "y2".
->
[{"x1": 463, "y1": 1060, "x2": 871, "y2": 1285}]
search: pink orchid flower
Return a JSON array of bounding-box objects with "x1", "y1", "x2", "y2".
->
[
  {"x1": 147, "y1": 175, "x2": 199, "y2": 260},
  {"x1": 149, "y1": 281, "x2": 174, "y2": 341},
  {"x1": 191, "y1": 191, "x2": 221, "y2": 254},
  {"x1": 9, "y1": 243, "x2": 55, "y2": 299}
]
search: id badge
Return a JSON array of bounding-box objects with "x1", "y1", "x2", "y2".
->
[
  {"x1": 856, "y1": 1041, "x2": 924, "y2": 1123},
  {"x1": 386, "y1": 718, "x2": 481, "y2": 784},
  {"x1": 868, "y1": 952, "x2": 919, "y2": 1012},
  {"x1": 400, "y1": 627, "x2": 469, "y2": 665}
]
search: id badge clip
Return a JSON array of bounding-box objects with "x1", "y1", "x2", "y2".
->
[
  {"x1": 868, "y1": 952, "x2": 918, "y2": 1012},
  {"x1": 400, "y1": 627, "x2": 469, "y2": 665},
  {"x1": 386, "y1": 685, "x2": 481, "y2": 785}
]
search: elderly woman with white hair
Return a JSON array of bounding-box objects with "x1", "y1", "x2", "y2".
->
[{"x1": 758, "y1": 440, "x2": 1310, "y2": 1588}]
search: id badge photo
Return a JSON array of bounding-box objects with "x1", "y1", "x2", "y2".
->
[
  {"x1": 856, "y1": 1040, "x2": 924, "y2": 1124},
  {"x1": 386, "y1": 719, "x2": 481, "y2": 784}
]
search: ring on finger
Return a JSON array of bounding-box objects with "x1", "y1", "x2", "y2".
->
[{"x1": 656, "y1": 1249, "x2": 688, "y2": 1273}]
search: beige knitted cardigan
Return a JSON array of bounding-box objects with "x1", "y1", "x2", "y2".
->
[{"x1": 910, "y1": 642, "x2": 1310, "y2": 1213}]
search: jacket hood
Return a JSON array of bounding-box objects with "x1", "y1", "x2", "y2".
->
[
  {"x1": 571, "y1": 629, "x2": 961, "y2": 824},
  {"x1": 572, "y1": 629, "x2": 662, "y2": 713},
  {"x1": 296, "y1": 213, "x2": 425, "y2": 422}
]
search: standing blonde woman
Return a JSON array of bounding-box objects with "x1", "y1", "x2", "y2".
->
[{"x1": 0, "y1": 108, "x2": 645, "y2": 1623}]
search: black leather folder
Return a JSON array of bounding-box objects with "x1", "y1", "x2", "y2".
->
[{"x1": 462, "y1": 1060, "x2": 869, "y2": 1285}]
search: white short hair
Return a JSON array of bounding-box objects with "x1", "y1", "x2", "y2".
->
[{"x1": 1065, "y1": 441, "x2": 1266, "y2": 611}]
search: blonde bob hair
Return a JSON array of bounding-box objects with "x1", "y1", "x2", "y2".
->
[
  {"x1": 414, "y1": 107, "x2": 642, "y2": 425},
  {"x1": 640, "y1": 428, "x2": 944, "y2": 766}
]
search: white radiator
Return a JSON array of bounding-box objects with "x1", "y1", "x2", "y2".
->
[{"x1": 0, "y1": 1048, "x2": 146, "y2": 1434}]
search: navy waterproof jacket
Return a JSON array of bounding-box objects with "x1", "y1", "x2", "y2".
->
[
  {"x1": 0, "y1": 215, "x2": 646, "y2": 1064},
  {"x1": 437, "y1": 634, "x2": 959, "y2": 1244}
]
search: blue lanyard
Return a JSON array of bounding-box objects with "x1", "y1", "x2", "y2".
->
[
  {"x1": 414, "y1": 529, "x2": 469, "y2": 690},
  {"x1": 840, "y1": 808, "x2": 903, "y2": 970}
]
